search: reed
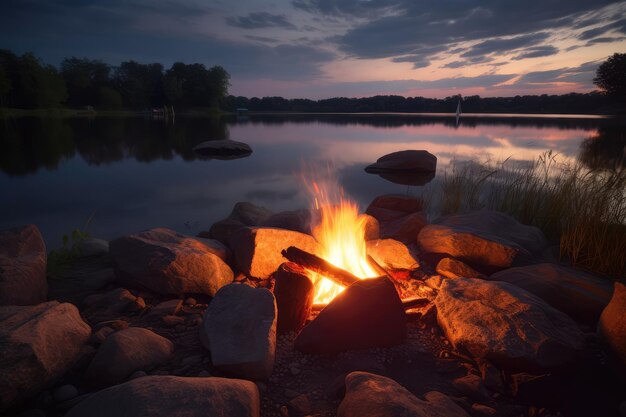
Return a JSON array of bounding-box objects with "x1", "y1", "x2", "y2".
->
[{"x1": 437, "y1": 151, "x2": 626, "y2": 277}]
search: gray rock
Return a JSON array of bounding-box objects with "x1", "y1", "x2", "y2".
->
[
  {"x1": 0, "y1": 301, "x2": 91, "y2": 412},
  {"x1": 0, "y1": 224, "x2": 47, "y2": 305},
  {"x1": 64, "y1": 375, "x2": 260, "y2": 417},
  {"x1": 366, "y1": 194, "x2": 425, "y2": 216},
  {"x1": 435, "y1": 277, "x2": 585, "y2": 372},
  {"x1": 203, "y1": 218, "x2": 247, "y2": 247},
  {"x1": 489, "y1": 263, "x2": 613, "y2": 324},
  {"x1": 75, "y1": 238, "x2": 109, "y2": 257},
  {"x1": 228, "y1": 202, "x2": 274, "y2": 226},
  {"x1": 83, "y1": 288, "x2": 144, "y2": 319},
  {"x1": 232, "y1": 227, "x2": 321, "y2": 279},
  {"x1": 338, "y1": 371, "x2": 469, "y2": 417},
  {"x1": 261, "y1": 209, "x2": 314, "y2": 234},
  {"x1": 110, "y1": 228, "x2": 234, "y2": 296},
  {"x1": 200, "y1": 284, "x2": 277, "y2": 379},
  {"x1": 418, "y1": 211, "x2": 547, "y2": 267},
  {"x1": 85, "y1": 327, "x2": 173, "y2": 387}
]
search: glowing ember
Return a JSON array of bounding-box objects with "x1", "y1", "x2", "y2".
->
[{"x1": 308, "y1": 180, "x2": 377, "y2": 304}]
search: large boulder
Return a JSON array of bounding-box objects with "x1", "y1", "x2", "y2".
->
[
  {"x1": 418, "y1": 211, "x2": 547, "y2": 268},
  {"x1": 598, "y1": 282, "x2": 626, "y2": 377},
  {"x1": 366, "y1": 194, "x2": 425, "y2": 216},
  {"x1": 338, "y1": 372, "x2": 469, "y2": 417},
  {"x1": 228, "y1": 202, "x2": 274, "y2": 227},
  {"x1": 366, "y1": 239, "x2": 419, "y2": 270},
  {"x1": 200, "y1": 284, "x2": 277, "y2": 379},
  {"x1": 64, "y1": 375, "x2": 260, "y2": 417},
  {"x1": 0, "y1": 301, "x2": 91, "y2": 412},
  {"x1": 295, "y1": 277, "x2": 406, "y2": 353},
  {"x1": 85, "y1": 327, "x2": 174, "y2": 387},
  {"x1": 366, "y1": 195, "x2": 427, "y2": 243},
  {"x1": 232, "y1": 227, "x2": 321, "y2": 279},
  {"x1": 364, "y1": 150, "x2": 437, "y2": 173},
  {"x1": 260, "y1": 209, "x2": 313, "y2": 234},
  {"x1": 0, "y1": 224, "x2": 47, "y2": 305},
  {"x1": 434, "y1": 277, "x2": 585, "y2": 372},
  {"x1": 110, "y1": 228, "x2": 233, "y2": 296},
  {"x1": 489, "y1": 263, "x2": 613, "y2": 324}
]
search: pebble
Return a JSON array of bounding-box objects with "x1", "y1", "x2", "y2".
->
[
  {"x1": 53, "y1": 385, "x2": 78, "y2": 403},
  {"x1": 472, "y1": 403, "x2": 497, "y2": 415},
  {"x1": 185, "y1": 297, "x2": 197, "y2": 306},
  {"x1": 284, "y1": 388, "x2": 300, "y2": 399},
  {"x1": 279, "y1": 405, "x2": 289, "y2": 417},
  {"x1": 290, "y1": 366, "x2": 301, "y2": 376}
]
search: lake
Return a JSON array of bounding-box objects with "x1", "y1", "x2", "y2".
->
[{"x1": 1, "y1": 113, "x2": 624, "y2": 248}]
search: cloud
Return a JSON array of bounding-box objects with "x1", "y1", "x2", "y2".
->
[
  {"x1": 578, "y1": 18, "x2": 626, "y2": 39},
  {"x1": 291, "y1": 0, "x2": 399, "y2": 18},
  {"x1": 514, "y1": 61, "x2": 600, "y2": 86},
  {"x1": 332, "y1": 0, "x2": 620, "y2": 60},
  {"x1": 512, "y1": 45, "x2": 559, "y2": 60},
  {"x1": 461, "y1": 32, "x2": 550, "y2": 58},
  {"x1": 226, "y1": 12, "x2": 297, "y2": 30}
]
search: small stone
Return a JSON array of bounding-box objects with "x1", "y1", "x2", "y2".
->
[
  {"x1": 162, "y1": 315, "x2": 185, "y2": 327},
  {"x1": 53, "y1": 385, "x2": 78, "y2": 403},
  {"x1": 472, "y1": 403, "x2": 498, "y2": 415},
  {"x1": 151, "y1": 300, "x2": 183, "y2": 317},
  {"x1": 197, "y1": 370, "x2": 211, "y2": 377},
  {"x1": 93, "y1": 326, "x2": 115, "y2": 344},
  {"x1": 185, "y1": 297, "x2": 197, "y2": 306},
  {"x1": 290, "y1": 366, "x2": 301, "y2": 376},
  {"x1": 289, "y1": 394, "x2": 312, "y2": 415},
  {"x1": 280, "y1": 405, "x2": 289, "y2": 417},
  {"x1": 284, "y1": 389, "x2": 300, "y2": 399}
]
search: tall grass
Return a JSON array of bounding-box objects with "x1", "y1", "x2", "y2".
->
[{"x1": 437, "y1": 151, "x2": 626, "y2": 277}]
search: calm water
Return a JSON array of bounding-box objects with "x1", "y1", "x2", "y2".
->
[{"x1": 1, "y1": 113, "x2": 624, "y2": 248}]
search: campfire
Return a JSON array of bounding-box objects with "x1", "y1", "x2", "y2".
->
[{"x1": 306, "y1": 181, "x2": 377, "y2": 304}]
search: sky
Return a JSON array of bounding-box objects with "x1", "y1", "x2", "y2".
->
[{"x1": 2, "y1": 0, "x2": 626, "y2": 98}]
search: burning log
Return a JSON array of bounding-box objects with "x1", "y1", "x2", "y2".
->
[
  {"x1": 272, "y1": 262, "x2": 314, "y2": 334},
  {"x1": 281, "y1": 246, "x2": 360, "y2": 288},
  {"x1": 366, "y1": 254, "x2": 389, "y2": 276}
]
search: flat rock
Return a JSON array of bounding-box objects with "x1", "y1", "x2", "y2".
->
[
  {"x1": 64, "y1": 375, "x2": 260, "y2": 417},
  {"x1": 366, "y1": 239, "x2": 419, "y2": 270},
  {"x1": 232, "y1": 227, "x2": 321, "y2": 279},
  {"x1": 0, "y1": 301, "x2": 91, "y2": 412},
  {"x1": 489, "y1": 263, "x2": 613, "y2": 324},
  {"x1": 193, "y1": 139, "x2": 253, "y2": 160},
  {"x1": 200, "y1": 284, "x2": 277, "y2": 379},
  {"x1": 338, "y1": 371, "x2": 469, "y2": 417},
  {"x1": 0, "y1": 224, "x2": 47, "y2": 305},
  {"x1": 110, "y1": 228, "x2": 233, "y2": 296},
  {"x1": 418, "y1": 211, "x2": 547, "y2": 267},
  {"x1": 364, "y1": 150, "x2": 437, "y2": 173},
  {"x1": 295, "y1": 277, "x2": 406, "y2": 353},
  {"x1": 598, "y1": 282, "x2": 626, "y2": 377},
  {"x1": 86, "y1": 327, "x2": 174, "y2": 387},
  {"x1": 434, "y1": 277, "x2": 585, "y2": 372},
  {"x1": 436, "y1": 257, "x2": 486, "y2": 279}
]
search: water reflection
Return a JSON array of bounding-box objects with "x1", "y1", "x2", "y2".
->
[{"x1": 0, "y1": 113, "x2": 623, "y2": 248}]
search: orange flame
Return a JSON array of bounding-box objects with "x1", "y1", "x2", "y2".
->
[{"x1": 306, "y1": 178, "x2": 377, "y2": 304}]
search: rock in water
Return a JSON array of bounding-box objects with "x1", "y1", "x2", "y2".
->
[
  {"x1": 85, "y1": 327, "x2": 174, "y2": 387},
  {"x1": 295, "y1": 277, "x2": 406, "y2": 353},
  {"x1": 0, "y1": 302, "x2": 91, "y2": 412},
  {"x1": 272, "y1": 262, "x2": 314, "y2": 334},
  {"x1": 0, "y1": 224, "x2": 47, "y2": 305},
  {"x1": 338, "y1": 372, "x2": 469, "y2": 417},
  {"x1": 228, "y1": 202, "x2": 274, "y2": 226},
  {"x1": 232, "y1": 227, "x2": 321, "y2": 279},
  {"x1": 193, "y1": 139, "x2": 253, "y2": 160},
  {"x1": 200, "y1": 284, "x2": 277, "y2": 379},
  {"x1": 598, "y1": 282, "x2": 626, "y2": 378},
  {"x1": 110, "y1": 228, "x2": 233, "y2": 296},
  {"x1": 418, "y1": 211, "x2": 547, "y2": 267},
  {"x1": 364, "y1": 150, "x2": 437, "y2": 173},
  {"x1": 434, "y1": 277, "x2": 584, "y2": 372},
  {"x1": 489, "y1": 263, "x2": 613, "y2": 324},
  {"x1": 64, "y1": 376, "x2": 260, "y2": 417}
]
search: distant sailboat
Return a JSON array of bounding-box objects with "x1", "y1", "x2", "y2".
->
[{"x1": 455, "y1": 97, "x2": 462, "y2": 126}]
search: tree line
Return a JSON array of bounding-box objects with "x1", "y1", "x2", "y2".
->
[{"x1": 0, "y1": 49, "x2": 230, "y2": 110}]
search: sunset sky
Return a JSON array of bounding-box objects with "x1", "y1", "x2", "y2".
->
[{"x1": 2, "y1": 0, "x2": 626, "y2": 98}]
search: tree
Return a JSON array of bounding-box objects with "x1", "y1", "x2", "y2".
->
[
  {"x1": 594, "y1": 52, "x2": 626, "y2": 103},
  {"x1": 113, "y1": 61, "x2": 164, "y2": 109},
  {"x1": 60, "y1": 57, "x2": 110, "y2": 107}
]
